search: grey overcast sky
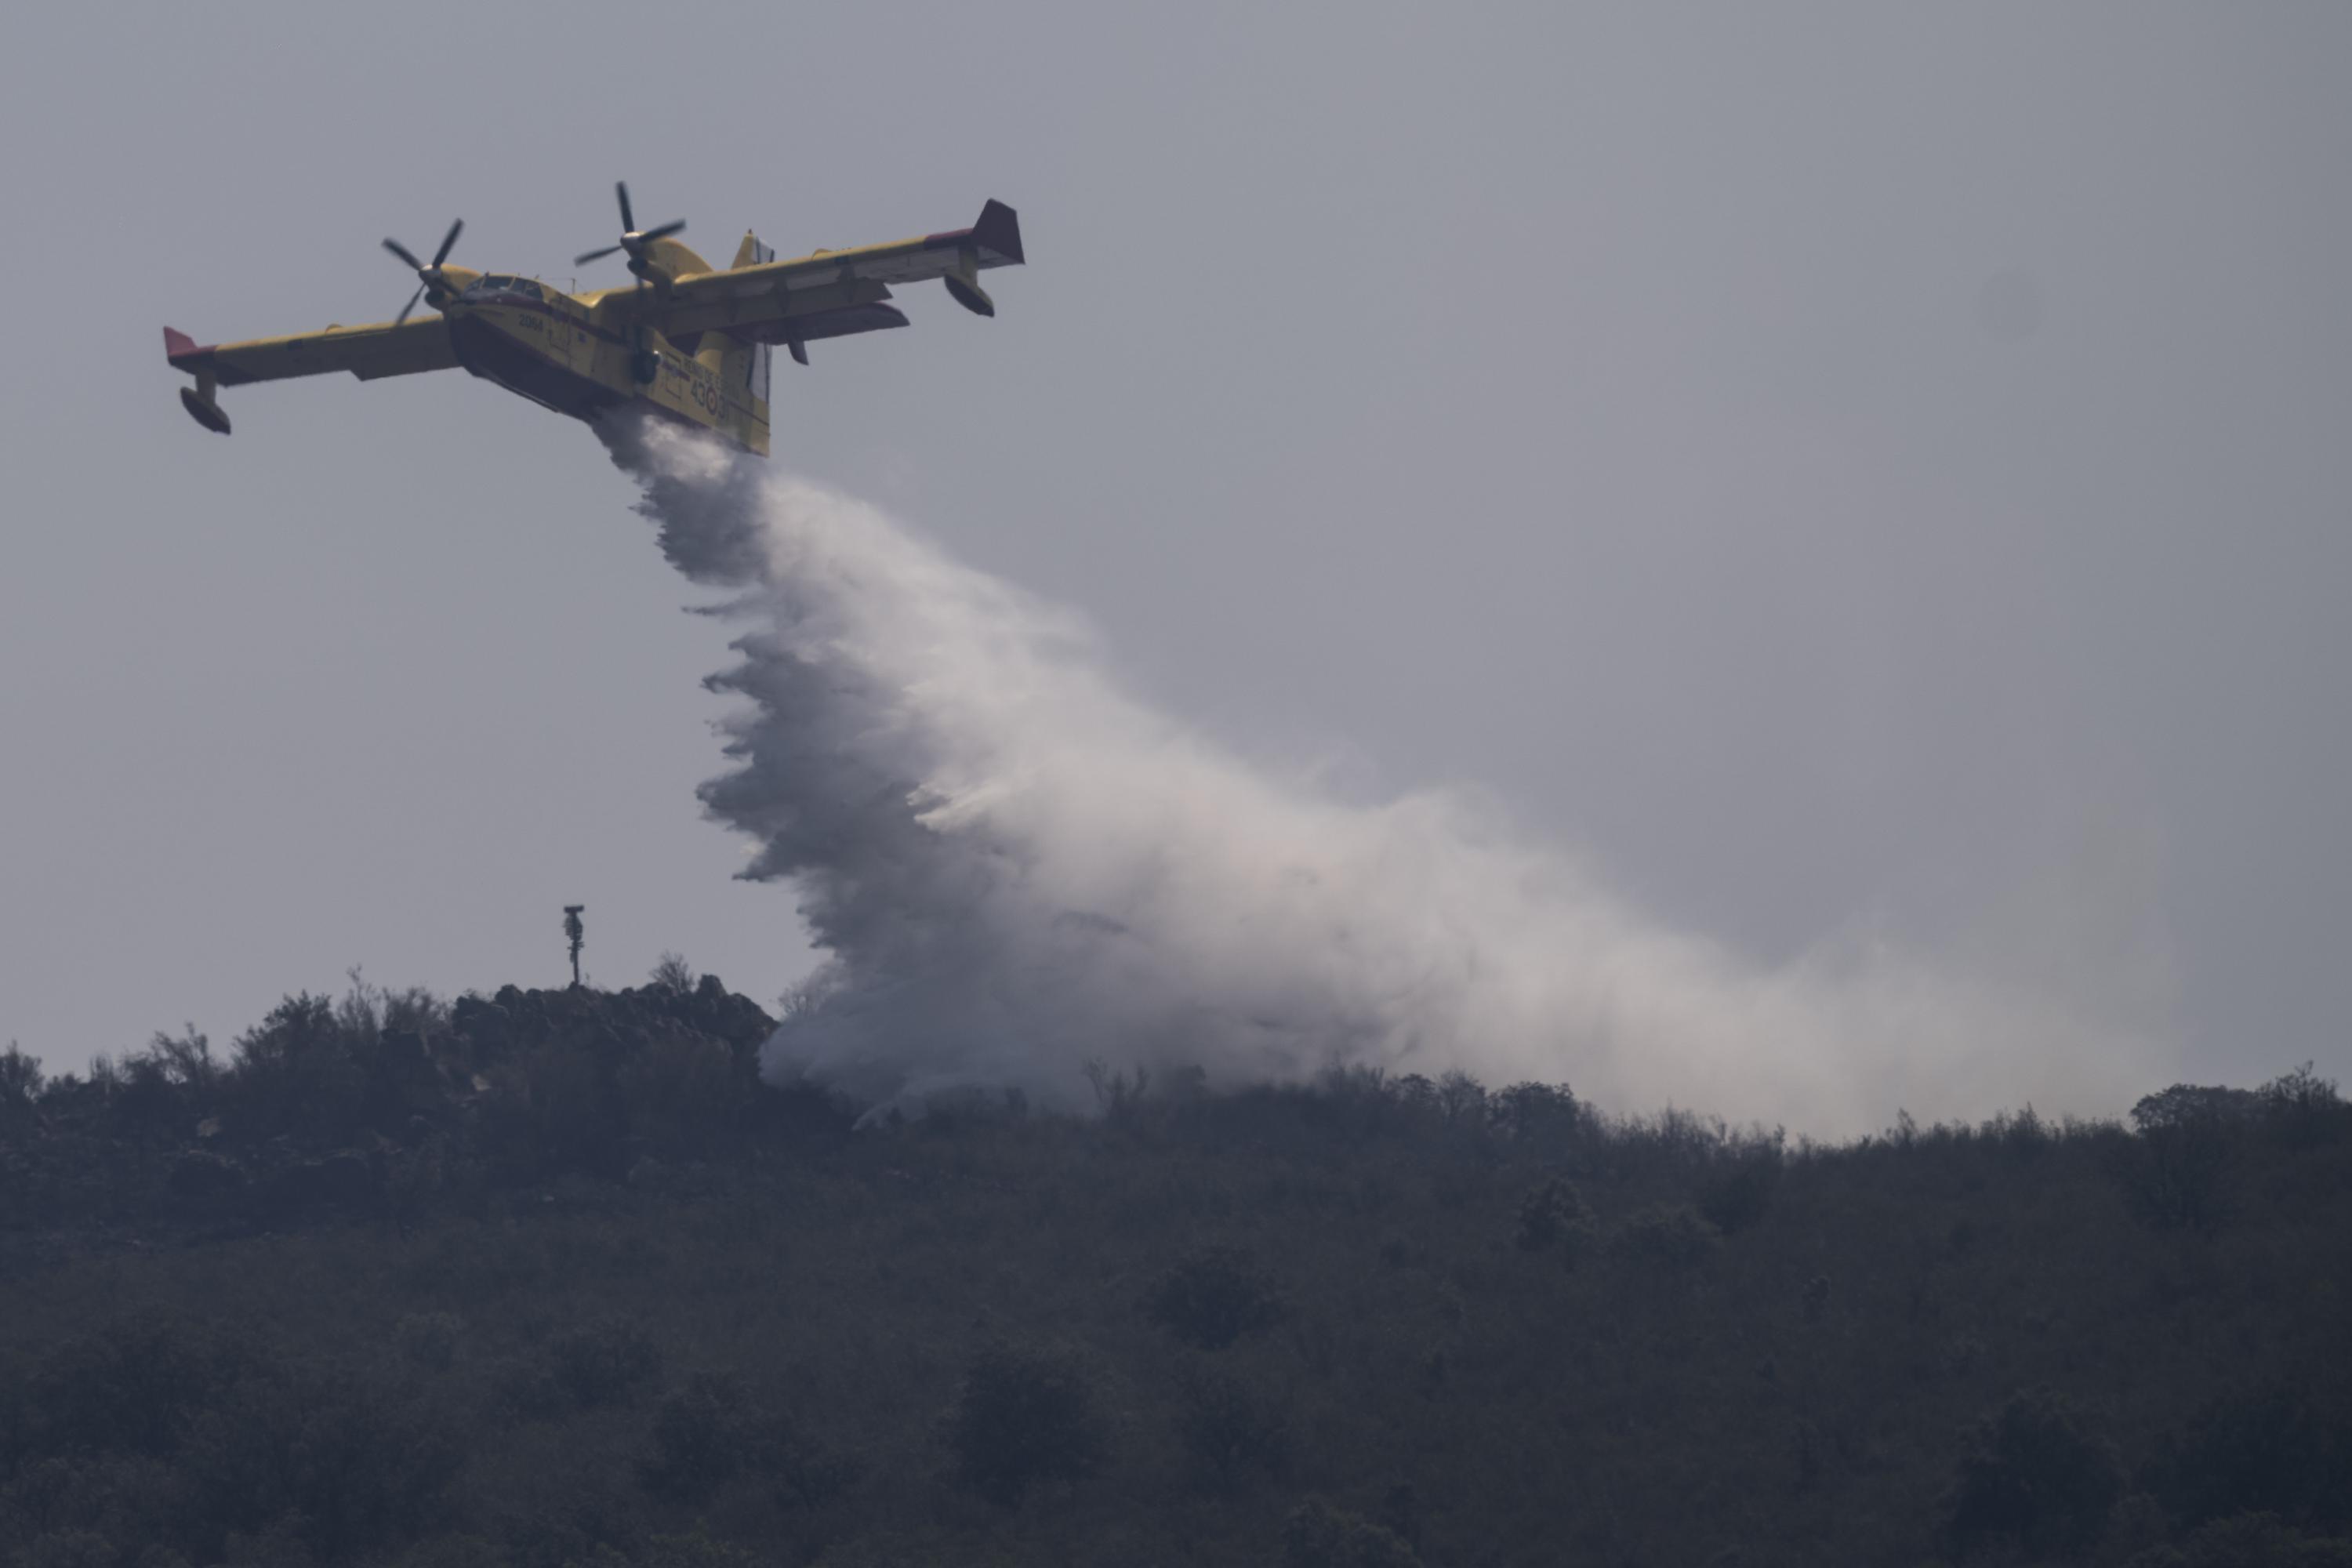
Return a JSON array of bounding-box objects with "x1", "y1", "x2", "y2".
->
[{"x1": 1, "y1": 3, "x2": 2345, "y2": 1106}]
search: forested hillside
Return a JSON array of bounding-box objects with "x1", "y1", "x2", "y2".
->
[{"x1": 2, "y1": 975, "x2": 2347, "y2": 1567}]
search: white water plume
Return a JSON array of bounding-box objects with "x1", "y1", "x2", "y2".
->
[{"x1": 603, "y1": 416, "x2": 2169, "y2": 1135}]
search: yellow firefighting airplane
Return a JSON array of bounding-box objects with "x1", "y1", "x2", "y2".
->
[{"x1": 163, "y1": 183, "x2": 1024, "y2": 457}]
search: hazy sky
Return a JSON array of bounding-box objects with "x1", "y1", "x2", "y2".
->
[{"x1": 2, "y1": 3, "x2": 2345, "y2": 1112}]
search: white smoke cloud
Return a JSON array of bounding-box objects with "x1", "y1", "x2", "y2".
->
[{"x1": 603, "y1": 415, "x2": 2172, "y2": 1135}]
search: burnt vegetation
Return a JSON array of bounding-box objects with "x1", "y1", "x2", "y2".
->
[{"x1": 2, "y1": 973, "x2": 2349, "y2": 1566}]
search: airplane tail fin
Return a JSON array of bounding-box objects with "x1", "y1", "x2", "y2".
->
[
  {"x1": 971, "y1": 198, "x2": 1024, "y2": 266},
  {"x1": 165, "y1": 326, "x2": 232, "y2": 434}
]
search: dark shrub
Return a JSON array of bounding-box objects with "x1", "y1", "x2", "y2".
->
[
  {"x1": 547, "y1": 1316, "x2": 662, "y2": 1410},
  {"x1": 1176, "y1": 1368, "x2": 1291, "y2": 1490},
  {"x1": 391, "y1": 1312, "x2": 465, "y2": 1374},
  {"x1": 390, "y1": 1537, "x2": 506, "y2": 1568},
  {"x1": 1941, "y1": 1390, "x2": 2122, "y2": 1560},
  {"x1": 22, "y1": 1532, "x2": 122, "y2": 1568},
  {"x1": 1988, "y1": 1104, "x2": 2053, "y2": 1158},
  {"x1": 487, "y1": 1458, "x2": 648, "y2": 1568},
  {"x1": 2131, "y1": 1085, "x2": 2256, "y2": 1130},
  {"x1": 638, "y1": 1375, "x2": 750, "y2": 1504},
  {"x1": 168, "y1": 1150, "x2": 247, "y2": 1201},
  {"x1": 140, "y1": 1026, "x2": 219, "y2": 1098},
  {"x1": 3, "y1": 1451, "x2": 188, "y2": 1559},
  {"x1": 1433, "y1": 1072, "x2": 1487, "y2": 1130},
  {"x1": 1789, "y1": 1417, "x2": 1823, "y2": 1492},
  {"x1": 226, "y1": 994, "x2": 369, "y2": 1142},
  {"x1": 481, "y1": 1041, "x2": 631, "y2": 1183},
  {"x1": 1488, "y1": 1081, "x2": 1581, "y2": 1154},
  {"x1": 255, "y1": 1150, "x2": 381, "y2": 1224},
  {"x1": 2, "y1": 1043, "x2": 45, "y2": 1110},
  {"x1": 1145, "y1": 1247, "x2": 1286, "y2": 1350},
  {"x1": 616, "y1": 1033, "x2": 743, "y2": 1161},
  {"x1": 2147, "y1": 1384, "x2": 2352, "y2": 1533},
  {"x1": 1697, "y1": 1143, "x2": 1784, "y2": 1236},
  {"x1": 572, "y1": 1529, "x2": 758, "y2": 1568},
  {"x1": 2119, "y1": 1086, "x2": 2240, "y2": 1232},
  {"x1": 637, "y1": 1373, "x2": 857, "y2": 1514},
  {"x1": 1512, "y1": 1179, "x2": 1597, "y2": 1263},
  {"x1": 2127, "y1": 1513, "x2": 2352, "y2": 1568},
  {"x1": 1283, "y1": 1496, "x2": 1421, "y2": 1567},
  {"x1": 25, "y1": 1316, "x2": 246, "y2": 1460},
  {"x1": 1377, "y1": 1482, "x2": 1422, "y2": 1550},
  {"x1": 768, "y1": 1425, "x2": 861, "y2": 1514},
  {"x1": 2258, "y1": 1063, "x2": 2351, "y2": 1148},
  {"x1": 219, "y1": 1514, "x2": 315, "y2": 1568},
  {"x1": 179, "y1": 1357, "x2": 459, "y2": 1563},
  {"x1": 1609, "y1": 1204, "x2": 1721, "y2": 1269},
  {"x1": 947, "y1": 1342, "x2": 1109, "y2": 1507},
  {"x1": 506, "y1": 1316, "x2": 662, "y2": 1418}
]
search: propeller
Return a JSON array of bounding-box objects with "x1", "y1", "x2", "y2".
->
[
  {"x1": 383, "y1": 218, "x2": 465, "y2": 326},
  {"x1": 573, "y1": 182, "x2": 685, "y2": 271},
  {"x1": 573, "y1": 183, "x2": 686, "y2": 384}
]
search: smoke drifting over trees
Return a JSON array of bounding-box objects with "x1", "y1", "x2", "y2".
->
[{"x1": 604, "y1": 416, "x2": 2166, "y2": 1133}]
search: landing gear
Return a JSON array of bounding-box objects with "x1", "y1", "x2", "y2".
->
[{"x1": 631, "y1": 347, "x2": 659, "y2": 386}]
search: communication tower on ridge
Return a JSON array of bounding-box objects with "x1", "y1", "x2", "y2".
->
[{"x1": 563, "y1": 906, "x2": 586, "y2": 989}]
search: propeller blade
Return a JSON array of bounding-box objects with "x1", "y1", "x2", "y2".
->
[
  {"x1": 639, "y1": 218, "x2": 686, "y2": 243},
  {"x1": 383, "y1": 237, "x2": 423, "y2": 270},
  {"x1": 575, "y1": 244, "x2": 623, "y2": 266},
  {"x1": 394, "y1": 282, "x2": 426, "y2": 328},
  {"x1": 431, "y1": 217, "x2": 465, "y2": 267},
  {"x1": 615, "y1": 181, "x2": 634, "y2": 234}
]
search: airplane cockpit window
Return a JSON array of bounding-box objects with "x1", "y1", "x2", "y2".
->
[{"x1": 462, "y1": 275, "x2": 535, "y2": 301}]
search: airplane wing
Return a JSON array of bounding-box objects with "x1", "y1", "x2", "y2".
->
[
  {"x1": 626, "y1": 199, "x2": 1025, "y2": 354},
  {"x1": 164, "y1": 318, "x2": 459, "y2": 387}
]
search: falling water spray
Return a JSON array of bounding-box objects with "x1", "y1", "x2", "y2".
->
[{"x1": 601, "y1": 414, "x2": 2165, "y2": 1134}]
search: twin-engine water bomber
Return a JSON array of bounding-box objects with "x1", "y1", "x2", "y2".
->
[{"x1": 163, "y1": 183, "x2": 1025, "y2": 458}]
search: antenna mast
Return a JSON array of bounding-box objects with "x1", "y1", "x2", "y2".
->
[{"x1": 562, "y1": 906, "x2": 586, "y2": 989}]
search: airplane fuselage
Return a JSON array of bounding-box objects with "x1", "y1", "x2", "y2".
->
[{"x1": 438, "y1": 271, "x2": 765, "y2": 449}]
